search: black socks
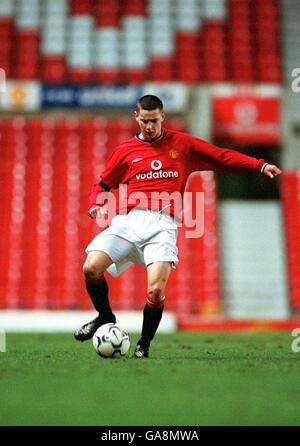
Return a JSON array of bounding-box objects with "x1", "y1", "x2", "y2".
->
[
  {"x1": 85, "y1": 277, "x2": 115, "y2": 322},
  {"x1": 139, "y1": 303, "x2": 164, "y2": 348},
  {"x1": 86, "y1": 276, "x2": 164, "y2": 345}
]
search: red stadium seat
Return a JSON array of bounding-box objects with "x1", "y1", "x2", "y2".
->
[
  {"x1": 41, "y1": 55, "x2": 66, "y2": 83},
  {"x1": 68, "y1": 68, "x2": 92, "y2": 84},
  {"x1": 122, "y1": 0, "x2": 146, "y2": 16},
  {"x1": 93, "y1": 68, "x2": 120, "y2": 83},
  {"x1": 176, "y1": 65, "x2": 201, "y2": 83},
  {"x1": 13, "y1": 30, "x2": 40, "y2": 79},
  {"x1": 121, "y1": 68, "x2": 147, "y2": 83},
  {"x1": 70, "y1": 0, "x2": 93, "y2": 15},
  {"x1": 149, "y1": 58, "x2": 174, "y2": 81},
  {"x1": 95, "y1": 14, "x2": 120, "y2": 27}
]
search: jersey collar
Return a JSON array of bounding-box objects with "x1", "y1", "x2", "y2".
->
[{"x1": 135, "y1": 129, "x2": 164, "y2": 143}]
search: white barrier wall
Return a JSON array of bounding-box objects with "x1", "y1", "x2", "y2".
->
[
  {"x1": 0, "y1": 311, "x2": 176, "y2": 333},
  {"x1": 220, "y1": 200, "x2": 289, "y2": 319}
]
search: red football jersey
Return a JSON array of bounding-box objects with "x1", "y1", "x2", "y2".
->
[{"x1": 89, "y1": 128, "x2": 265, "y2": 218}]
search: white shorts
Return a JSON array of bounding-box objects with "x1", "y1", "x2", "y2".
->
[{"x1": 85, "y1": 208, "x2": 179, "y2": 277}]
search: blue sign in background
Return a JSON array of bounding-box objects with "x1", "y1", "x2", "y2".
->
[
  {"x1": 42, "y1": 85, "x2": 143, "y2": 108},
  {"x1": 41, "y1": 83, "x2": 188, "y2": 111}
]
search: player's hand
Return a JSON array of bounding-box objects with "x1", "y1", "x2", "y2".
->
[
  {"x1": 263, "y1": 164, "x2": 282, "y2": 179},
  {"x1": 88, "y1": 206, "x2": 105, "y2": 219}
]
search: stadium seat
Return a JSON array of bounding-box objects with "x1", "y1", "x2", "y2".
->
[
  {"x1": 40, "y1": 0, "x2": 68, "y2": 82},
  {"x1": 70, "y1": 0, "x2": 93, "y2": 15}
]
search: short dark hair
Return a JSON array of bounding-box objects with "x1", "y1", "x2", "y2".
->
[{"x1": 136, "y1": 95, "x2": 163, "y2": 111}]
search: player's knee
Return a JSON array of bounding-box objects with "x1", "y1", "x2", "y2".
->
[
  {"x1": 147, "y1": 286, "x2": 165, "y2": 308},
  {"x1": 83, "y1": 263, "x2": 104, "y2": 283},
  {"x1": 147, "y1": 294, "x2": 165, "y2": 309}
]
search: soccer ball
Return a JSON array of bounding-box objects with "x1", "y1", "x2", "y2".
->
[{"x1": 92, "y1": 323, "x2": 130, "y2": 358}]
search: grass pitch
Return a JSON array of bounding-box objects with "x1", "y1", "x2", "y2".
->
[{"x1": 0, "y1": 332, "x2": 300, "y2": 426}]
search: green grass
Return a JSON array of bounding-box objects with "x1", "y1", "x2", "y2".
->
[{"x1": 0, "y1": 332, "x2": 300, "y2": 426}]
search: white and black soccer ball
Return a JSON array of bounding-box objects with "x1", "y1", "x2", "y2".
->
[{"x1": 92, "y1": 323, "x2": 130, "y2": 358}]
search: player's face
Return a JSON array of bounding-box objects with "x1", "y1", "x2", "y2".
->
[{"x1": 134, "y1": 108, "x2": 165, "y2": 141}]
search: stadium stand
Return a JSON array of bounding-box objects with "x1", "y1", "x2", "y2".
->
[
  {"x1": 281, "y1": 172, "x2": 300, "y2": 314},
  {"x1": 0, "y1": 0, "x2": 282, "y2": 83}
]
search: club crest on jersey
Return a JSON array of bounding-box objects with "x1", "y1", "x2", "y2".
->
[{"x1": 169, "y1": 149, "x2": 178, "y2": 159}]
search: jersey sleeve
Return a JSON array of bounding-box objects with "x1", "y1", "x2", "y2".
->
[
  {"x1": 100, "y1": 146, "x2": 128, "y2": 188},
  {"x1": 186, "y1": 135, "x2": 265, "y2": 174},
  {"x1": 88, "y1": 147, "x2": 127, "y2": 212},
  {"x1": 88, "y1": 181, "x2": 111, "y2": 211}
]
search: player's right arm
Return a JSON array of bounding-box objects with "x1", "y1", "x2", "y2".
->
[
  {"x1": 88, "y1": 146, "x2": 127, "y2": 219},
  {"x1": 88, "y1": 181, "x2": 111, "y2": 219}
]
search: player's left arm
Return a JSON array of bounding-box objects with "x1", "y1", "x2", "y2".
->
[{"x1": 188, "y1": 135, "x2": 281, "y2": 176}]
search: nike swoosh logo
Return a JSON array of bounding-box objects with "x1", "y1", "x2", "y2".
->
[{"x1": 131, "y1": 158, "x2": 143, "y2": 163}]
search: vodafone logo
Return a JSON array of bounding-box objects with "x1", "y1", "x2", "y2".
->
[
  {"x1": 151, "y1": 160, "x2": 162, "y2": 170},
  {"x1": 135, "y1": 159, "x2": 179, "y2": 181}
]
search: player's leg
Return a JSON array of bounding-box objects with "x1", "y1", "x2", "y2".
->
[
  {"x1": 134, "y1": 261, "x2": 172, "y2": 358},
  {"x1": 74, "y1": 251, "x2": 115, "y2": 341},
  {"x1": 74, "y1": 232, "x2": 134, "y2": 342},
  {"x1": 83, "y1": 250, "x2": 116, "y2": 320}
]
